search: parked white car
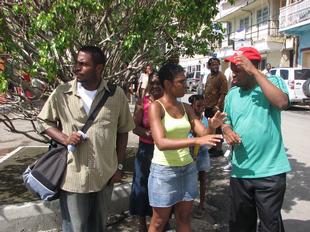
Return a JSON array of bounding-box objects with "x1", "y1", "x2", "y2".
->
[
  {"x1": 186, "y1": 71, "x2": 203, "y2": 92},
  {"x1": 270, "y1": 68, "x2": 310, "y2": 106}
]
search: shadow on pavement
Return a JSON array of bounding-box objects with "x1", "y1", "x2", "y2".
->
[
  {"x1": 282, "y1": 152, "x2": 310, "y2": 231},
  {"x1": 283, "y1": 219, "x2": 310, "y2": 232},
  {"x1": 107, "y1": 156, "x2": 231, "y2": 232},
  {"x1": 283, "y1": 153, "x2": 310, "y2": 212}
]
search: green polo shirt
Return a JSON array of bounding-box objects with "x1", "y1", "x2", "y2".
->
[{"x1": 224, "y1": 75, "x2": 291, "y2": 178}]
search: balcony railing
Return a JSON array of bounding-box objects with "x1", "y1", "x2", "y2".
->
[
  {"x1": 279, "y1": 0, "x2": 310, "y2": 30},
  {"x1": 220, "y1": 20, "x2": 281, "y2": 48}
]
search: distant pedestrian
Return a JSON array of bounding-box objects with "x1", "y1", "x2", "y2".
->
[
  {"x1": 147, "y1": 63, "x2": 225, "y2": 232},
  {"x1": 224, "y1": 66, "x2": 233, "y2": 90},
  {"x1": 223, "y1": 47, "x2": 291, "y2": 232},
  {"x1": 204, "y1": 57, "x2": 228, "y2": 157},
  {"x1": 262, "y1": 62, "x2": 272, "y2": 76},
  {"x1": 137, "y1": 64, "x2": 152, "y2": 98},
  {"x1": 129, "y1": 72, "x2": 163, "y2": 232}
]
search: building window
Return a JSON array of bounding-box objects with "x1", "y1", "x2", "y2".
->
[
  {"x1": 257, "y1": 7, "x2": 269, "y2": 26},
  {"x1": 240, "y1": 17, "x2": 250, "y2": 31}
]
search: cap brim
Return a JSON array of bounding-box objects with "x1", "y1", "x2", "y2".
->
[{"x1": 224, "y1": 55, "x2": 237, "y2": 64}]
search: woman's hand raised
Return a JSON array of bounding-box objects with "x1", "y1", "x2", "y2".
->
[{"x1": 208, "y1": 111, "x2": 227, "y2": 129}]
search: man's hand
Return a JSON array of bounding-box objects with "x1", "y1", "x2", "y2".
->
[
  {"x1": 234, "y1": 55, "x2": 257, "y2": 76},
  {"x1": 222, "y1": 125, "x2": 241, "y2": 146},
  {"x1": 65, "y1": 131, "x2": 83, "y2": 146},
  {"x1": 110, "y1": 170, "x2": 123, "y2": 183}
]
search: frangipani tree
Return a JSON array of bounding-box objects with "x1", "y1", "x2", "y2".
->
[{"x1": 0, "y1": 0, "x2": 232, "y2": 141}]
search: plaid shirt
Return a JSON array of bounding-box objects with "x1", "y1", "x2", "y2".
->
[{"x1": 37, "y1": 79, "x2": 134, "y2": 193}]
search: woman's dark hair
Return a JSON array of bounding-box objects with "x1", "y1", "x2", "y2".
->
[
  {"x1": 78, "y1": 46, "x2": 106, "y2": 66},
  {"x1": 207, "y1": 57, "x2": 220, "y2": 66},
  {"x1": 143, "y1": 64, "x2": 152, "y2": 73},
  {"x1": 188, "y1": 94, "x2": 204, "y2": 104},
  {"x1": 157, "y1": 63, "x2": 184, "y2": 87}
]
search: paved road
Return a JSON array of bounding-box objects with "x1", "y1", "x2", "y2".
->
[
  {"x1": 281, "y1": 106, "x2": 310, "y2": 232},
  {"x1": 1, "y1": 99, "x2": 309, "y2": 231},
  {"x1": 183, "y1": 95, "x2": 310, "y2": 231}
]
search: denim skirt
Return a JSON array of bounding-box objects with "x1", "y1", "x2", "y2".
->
[
  {"x1": 148, "y1": 162, "x2": 198, "y2": 207},
  {"x1": 196, "y1": 147, "x2": 211, "y2": 172},
  {"x1": 129, "y1": 141, "x2": 154, "y2": 217}
]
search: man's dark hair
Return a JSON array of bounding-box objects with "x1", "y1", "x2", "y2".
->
[
  {"x1": 252, "y1": 60, "x2": 260, "y2": 69},
  {"x1": 158, "y1": 63, "x2": 184, "y2": 87},
  {"x1": 207, "y1": 57, "x2": 220, "y2": 66},
  {"x1": 78, "y1": 46, "x2": 106, "y2": 66},
  {"x1": 188, "y1": 94, "x2": 204, "y2": 104}
]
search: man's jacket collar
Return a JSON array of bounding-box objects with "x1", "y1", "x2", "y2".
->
[{"x1": 64, "y1": 78, "x2": 110, "y2": 96}]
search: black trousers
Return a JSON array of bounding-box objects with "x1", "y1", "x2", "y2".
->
[{"x1": 229, "y1": 173, "x2": 286, "y2": 232}]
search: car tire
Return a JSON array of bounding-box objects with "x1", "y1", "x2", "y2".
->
[{"x1": 302, "y1": 79, "x2": 310, "y2": 97}]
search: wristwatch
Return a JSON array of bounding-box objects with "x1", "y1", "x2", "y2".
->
[{"x1": 117, "y1": 163, "x2": 124, "y2": 171}]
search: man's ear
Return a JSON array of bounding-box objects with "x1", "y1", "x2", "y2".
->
[{"x1": 96, "y1": 64, "x2": 104, "y2": 74}]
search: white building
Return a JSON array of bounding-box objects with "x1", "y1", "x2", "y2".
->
[
  {"x1": 215, "y1": 0, "x2": 292, "y2": 71},
  {"x1": 279, "y1": 0, "x2": 310, "y2": 67},
  {"x1": 179, "y1": 55, "x2": 212, "y2": 85}
]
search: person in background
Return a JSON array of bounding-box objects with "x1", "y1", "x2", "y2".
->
[
  {"x1": 188, "y1": 94, "x2": 212, "y2": 219},
  {"x1": 222, "y1": 64, "x2": 237, "y2": 172},
  {"x1": 137, "y1": 64, "x2": 152, "y2": 98},
  {"x1": 262, "y1": 63, "x2": 272, "y2": 76},
  {"x1": 148, "y1": 63, "x2": 226, "y2": 232},
  {"x1": 129, "y1": 73, "x2": 163, "y2": 232},
  {"x1": 223, "y1": 47, "x2": 291, "y2": 232},
  {"x1": 224, "y1": 66, "x2": 233, "y2": 90},
  {"x1": 204, "y1": 57, "x2": 228, "y2": 157},
  {"x1": 37, "y1": 46, "x2": 135, "y2": 232},
  {"x1": 129, "y1": 74, "x2": 139, "y2": 104}
]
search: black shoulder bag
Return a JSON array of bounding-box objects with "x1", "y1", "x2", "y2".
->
[{"x1": 23, "y1": 85, "x2": 116, "y2": 201}]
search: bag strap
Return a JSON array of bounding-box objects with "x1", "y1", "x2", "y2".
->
[{"x1": 80, "y1": 83, "x2": 117, "y2": 133}]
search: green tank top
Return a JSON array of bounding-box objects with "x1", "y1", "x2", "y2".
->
[{"x1": 152, "y1": 100, "x2": 193, "y2": 166}]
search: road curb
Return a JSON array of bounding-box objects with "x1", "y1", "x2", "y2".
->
[
  {"x1": 0, "y1": 144, "x2": 136, "y2": 232},
  {"x1": 0, "y1": 182, "x2": 132, "y2": 232}
]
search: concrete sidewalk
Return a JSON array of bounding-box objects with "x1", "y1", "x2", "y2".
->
[
  {"x1": 0, "y1": 116, "x2": 231, "y2": 232},
  {"x1": 0, "y1": 155, "x2": 231, "y2": 232},
  {"x1": 0, "y1": 103, "x2": 140, "y2": 232}
]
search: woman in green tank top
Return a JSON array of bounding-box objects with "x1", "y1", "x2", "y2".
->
[{"x1": 147, "y1": 63, "x2": 226, "y2": 232}]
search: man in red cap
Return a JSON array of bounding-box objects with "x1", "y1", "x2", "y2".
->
[{"x1": 222, "y1": 47, "x2": 291, "y2": 232}]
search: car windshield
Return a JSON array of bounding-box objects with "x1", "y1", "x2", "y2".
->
[{"x1": 295, "y1": 69, "x2": 310, "y2": 80}]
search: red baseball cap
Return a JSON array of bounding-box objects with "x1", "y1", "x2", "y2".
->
[{"x1": 225, "y1": 47, "x2": 262, "y2": 64}]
